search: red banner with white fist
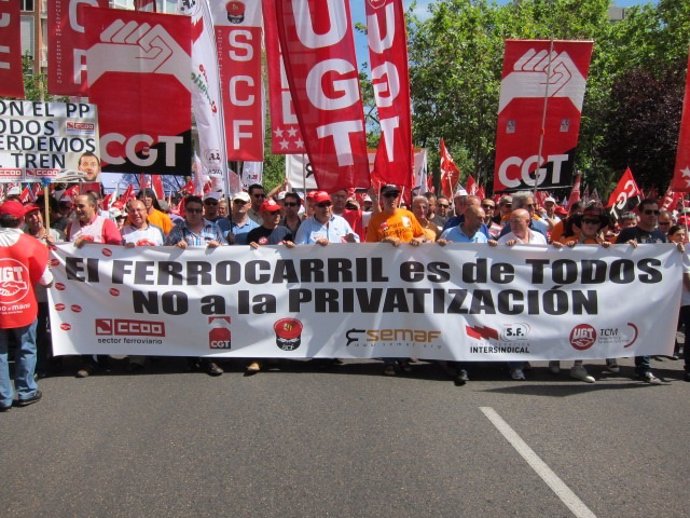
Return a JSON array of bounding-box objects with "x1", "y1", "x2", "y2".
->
[
  {"x1": 48, "y1": 0, "x2": 109, "y2": 96},
  {"x1": 213, "y1": 0, "x2": 264, "y2": 161},
  {"x1": 0, "y1": 0, "x2": 23, "y2": 98},
  {"x1": 366, "y1": 0, "x2": 413, "y2": 190},
  {"x1": 84, "y1": 8, "x2": 192, "y2": 175},
  {"x1": 671, "y1": 52, "x2": 690, "y2": 192},
  {"x1": 493, "y1": 40, "x2": 593, "y2": 192},
  {"x1": 274, "y1": 0, "x2": 370, "y2": 192}
]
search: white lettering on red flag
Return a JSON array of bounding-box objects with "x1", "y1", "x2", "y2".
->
[
  {"x1": 85, "y1": 8, "x2": 192, "y2": 175},
  {"x1": 494, "y1": 40, "x2": 593, "y2": 192},
  {"x1": 671, "y1": 53, "x2": 690, "y2": 192},
  {"x1": 0, "y1": 0, "x2": 23, "y2": 98},
  {"x1": 439, "y1": 138, "x2": 460, "y2": 199},
  {"x1": 274, "y1": 0, "x2": 370, "y2": 192},
  {"x1": 607, "y1": 167, "x2": 641, "y2": 218},
  {"x1": 366, "y1": 0, "x2": 413, "y2": 189},
  {"x1": 212, "y1": 0, "x2": 264, "y2": 161},
  {"x1": 48, "y1": 0, "x2": 109, "y2": 96}
]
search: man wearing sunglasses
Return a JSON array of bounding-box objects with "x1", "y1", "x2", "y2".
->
[
  {"x1": 247, "y1": 183, "x2": 266, "y2": 224},
  {"x1": 280, "y1": 192, "x2": 303, "y2": 235},
  {"x1": 203, "y1": 192, "x2": 230, "y2": 234},
  {"x1": 226, "y1": 192, "x2": 258, "y2": 245},
  {"x1": 294, "y1": 191, "x2": 358, "y2": 245},
  {"x1": 612, "y1": 198, "x2": 675, "y2": 384},
  {"x1": 366, "y1": 185, "x2": 425, "y2": 246}
]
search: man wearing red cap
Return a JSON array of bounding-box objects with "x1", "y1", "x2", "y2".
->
[
  {"x1": 246, "y1": 199, "x2": 294, "y2": 247},
  {"x1": 294, "y1": 192, "x2": 359, "y2": 245},
  {"x1": 0, "y1": 200, "x2": 54, "y2": 410}
]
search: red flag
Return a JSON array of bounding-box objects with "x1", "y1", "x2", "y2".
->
[
  {"x1": 607, "y1": 167, "x2": 641, "y2": 218},
  {"x1": 0, "y1": 0, "x2": 24, "y2": 98},
  {"x1": 439, "y1": 139, "x2": 460, "y2": 199},
  {"x1": 494, "y1": 40, "x2": 593, "y2": 192},
  {"x1": 118, "y1": 184, "x2": 135, "y2": 207},
  {"x1": 212, "y1": 1, "x2": 264, "y2": 161},
  {"x1": 274, "y1": 0, "x2": 371, "y2": 192},
  {"x1": 48, "y1": 0, "x2": 108, "y2": 95},
  {"x1": 660, "y1": 185, "x2": 683, "y2": 212},
  {"x1": 568, "y1": 172, "x2": 582, "y2": 207},
  {"x1": 262, "y1": 0, "x2": 305, "y2": 154},
  {"x1": 671, "y1": 52, "x2": 690, "y2": 192},
  {"x1": 179, "y1": 178, "x2": 195, "y2": 195},
  {"x1": 152, "y1": 175, "x2": 165, "y2": 200},
  {"x1": 19, "y1": 187, "x2": 31, "y2": 204},
  {"x1": 476, "y1": 185, "x2": 486, "y2": 200},
  {"x1": 138, "y1": 175, "x2": 151, "y2": 190},
  {"x1": 367, "y1": 0, "x2": 413, "y2": 189},
  {"x1": 466, "y1": 174, "x2": 479, "y2": 196},
  {"x1": 101, "y1": 192, "x2": 113, "y2": 210},
  {"x1": 85, "y1": 8, "x2": 192, "y2": 174}
]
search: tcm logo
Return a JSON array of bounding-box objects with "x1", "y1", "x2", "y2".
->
[
  {"x1": 95, "y1": 319, "x2": 166, "y2": 337},
  {"x1": 466, "y1": 325, "x2": 498, "y2": 341},
  {"x1": 569, "y1": 324, "x2": 596, "y2": 351}
]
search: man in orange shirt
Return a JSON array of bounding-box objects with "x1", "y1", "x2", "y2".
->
[
  {"x1": 0, "y1": 201, "x2": 53, "y2": 410},
  {"x1": 366, "y1": 185, "x2": 426, "y2": 246}
]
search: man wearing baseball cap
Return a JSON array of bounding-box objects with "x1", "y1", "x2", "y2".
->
[
  {"x1": 0, "y1": 200, "x2": 54, "y2": 410},
  {"x1": 246, "y1": 199, "x2": 294, "y2": 247},
  {"x1": 294, "y1": 192, "x2": 359, "y2": 245},
  {"x1": 226, "y1": 192, "x2": 258, "y2": 245}
]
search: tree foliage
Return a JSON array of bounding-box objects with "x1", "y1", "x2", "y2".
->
[{"x1": 406, "y1": 0, "x2": 690, "y2": 197}]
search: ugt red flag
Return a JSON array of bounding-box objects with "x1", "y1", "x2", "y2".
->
[
  {"x1": 439, "y1": 138, "x2": 460, "y2": 198},
  {"x1": 84, "y1": 8, "x2": 192, "y2": 175},
  {"x1": 671, "y1": 52, "x2": 690, "y2": 192},
  {"x1": 607, "y1": 167, "x2": 641, "y2": 219},
  {"x1": 212, "y1": 0, "x2": 264, "y2": 161},
  {"x1": 274, "y1": 0, "x2": 370, "y2": 192},
  {"x1": 0, "y1": 0, "x2": 24, "y2": 98},
  {"x1": 494, "y1": 40, "x2": 593, "y2": 192},
  {"x1": 367, "y1": 0, "x2": 413, "y2": 189}
]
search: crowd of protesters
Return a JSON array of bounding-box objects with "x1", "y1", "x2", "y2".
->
[{"x1": 2, "y1": 165, "x2": 690, "y2": 409}]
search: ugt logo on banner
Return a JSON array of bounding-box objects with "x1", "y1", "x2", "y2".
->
[
  {"x1": 84, "y1": 8, "x2": 192, "y2": 175},
  {"x1": 493, "y1": 40, "x2": 593, "y2": 192}
]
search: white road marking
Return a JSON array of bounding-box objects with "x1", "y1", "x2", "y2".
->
[{"x1": 480, "y1": 406, "x2": 597, "y2": 518}]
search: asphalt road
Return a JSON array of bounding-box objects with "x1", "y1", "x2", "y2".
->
[{"x1": 1, "y1": 356, "x2": 689, "y2": 518}]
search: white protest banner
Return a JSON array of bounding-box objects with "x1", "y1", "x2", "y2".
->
[
  {"x1": 0, "y1": 100, "x2": 99, "y2": 182},
  {"x1": 49, "y1": 243, "x2": 682, "y2": 361}
]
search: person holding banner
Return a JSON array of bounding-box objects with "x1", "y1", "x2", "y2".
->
[
  {"x1": 121, "y1": 200, "x2": 165, "y2": 248},
  {"x1": 226, "y1": 192, "x2": 258, "y2": 246},
  {"x1": 67, "y1": 194, "x2": 123, "y2": 249},
  {"x1": 0, "y1": 200, "x2": 54, "y2": 410},
  {"x1": 294, "y1": 192, "x2": 359, "y2": 245},
  {"x1": 551, "y1": 206, "x2": 612, "y2": 383},
  {"x1": 164, "y1": 196, "x2": 225, "y2": 377},
  {"x1": 612, "y1": 198, "x2": 683, "y2": 383},
  {"x1": 498, "y1": 191, "x2": 549, "y2": 239}
]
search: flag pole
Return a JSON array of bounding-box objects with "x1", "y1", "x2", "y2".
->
[{"x1": 534, "y1": 39, "x2": 556, "y2": 198}]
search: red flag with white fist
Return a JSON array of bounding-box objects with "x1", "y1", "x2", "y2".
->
[{"x1": 493, "y1": 40, "x2": 593, "y2": 192}]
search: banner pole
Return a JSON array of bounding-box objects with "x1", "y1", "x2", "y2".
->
[{"x1": 534, "y1": 39, "x2": 556, "y2": 198}]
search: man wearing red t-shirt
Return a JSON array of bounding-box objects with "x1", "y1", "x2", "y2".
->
[{"x1": 0, "y1": 200, "x2": 53, "y2": 410}]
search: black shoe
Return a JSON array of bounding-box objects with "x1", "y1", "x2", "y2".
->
[
  {"x1": 0, "y1": 404, "x2": 10, "y2": 412},
  {"x1": 16, "y1": 390, "x2": 42, "y2": 407},
  {"x1": 684, "y1": 371, "x2": 690, "y2": 382},
  {"x1": 205, "y1": 361, "x2": 223, "y2": 376},
  {"x1": 454, "y1": 369, "x2": 469, "y2": 386}
]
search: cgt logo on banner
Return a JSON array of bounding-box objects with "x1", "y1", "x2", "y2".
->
[
  {"x1": 493, "y1": 40, "x2": 593, "y2": 192},
  {"x1": 84, "y1": 7, "x2": 192, "y2": 175}
]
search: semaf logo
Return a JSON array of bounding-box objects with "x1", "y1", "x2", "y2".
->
[{"x1": 95, "y1": 319, "x2": 166, "y2": 337}]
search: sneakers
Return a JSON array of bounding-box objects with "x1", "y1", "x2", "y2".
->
[
  {"x1": 606, "y1": 359, "x2": 620, "y2": 373},
  {"x1": 204, "y1": 360, "x2": 223, "y2": 377},
  {"x1": 16, "y1": 390, "x2": 42, "y2": 407},
  {"x1": 454, "y1": 369, "x2": 469, "y2": 386},
  {"x1": 548, "y1": 361, "x2": 560, "y2": 374},
  {"x1": 639, "y1": 371, "x2": 662, "y2": 384},
  {"x1": 510, "y1": 368, "x2": 526, "y2": 380},
  {"x1": 382, "y1": 364, "x2": 397, "y2": 376},
  {"x1": 570, "y1": 366, "x2": 595, "y2": 383},
  {"x1": 76, "y1": 364, "x2": 94, "y2": 378}
]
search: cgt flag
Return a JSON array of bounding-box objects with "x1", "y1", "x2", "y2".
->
[
  {"x1": 274, "y1": 0, "x2": 371, "y2": 192},
  {"x1": 84, "y1": 8, "x2": 192, "y2": 175},
  {"x1": 439, "y1": 138, "x2": 460, "y2": 199},
  {"x1": 607, "y1": 167, "x2": 641, "y2": 219},
  {"x1": 494, "y1": 40, "x2": 593, "y2": 192},
  {"x1": 671, "y1": 52, "x2": 690, "y2": 192}
]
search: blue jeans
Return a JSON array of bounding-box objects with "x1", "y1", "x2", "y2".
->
[{"x1": 0, "y1": 320, "x2": 39, "y2": 407}]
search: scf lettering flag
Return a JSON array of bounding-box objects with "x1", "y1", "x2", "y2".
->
[
  {"x1": 493, "y1": 40, "x2": 593, "y2": 192},
  {"x1": 84, "y1": 8, "x2": 192, "y2": 174},
  {"x1": 274, "y1": 0, "x2": 370, "y2": 192}
]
